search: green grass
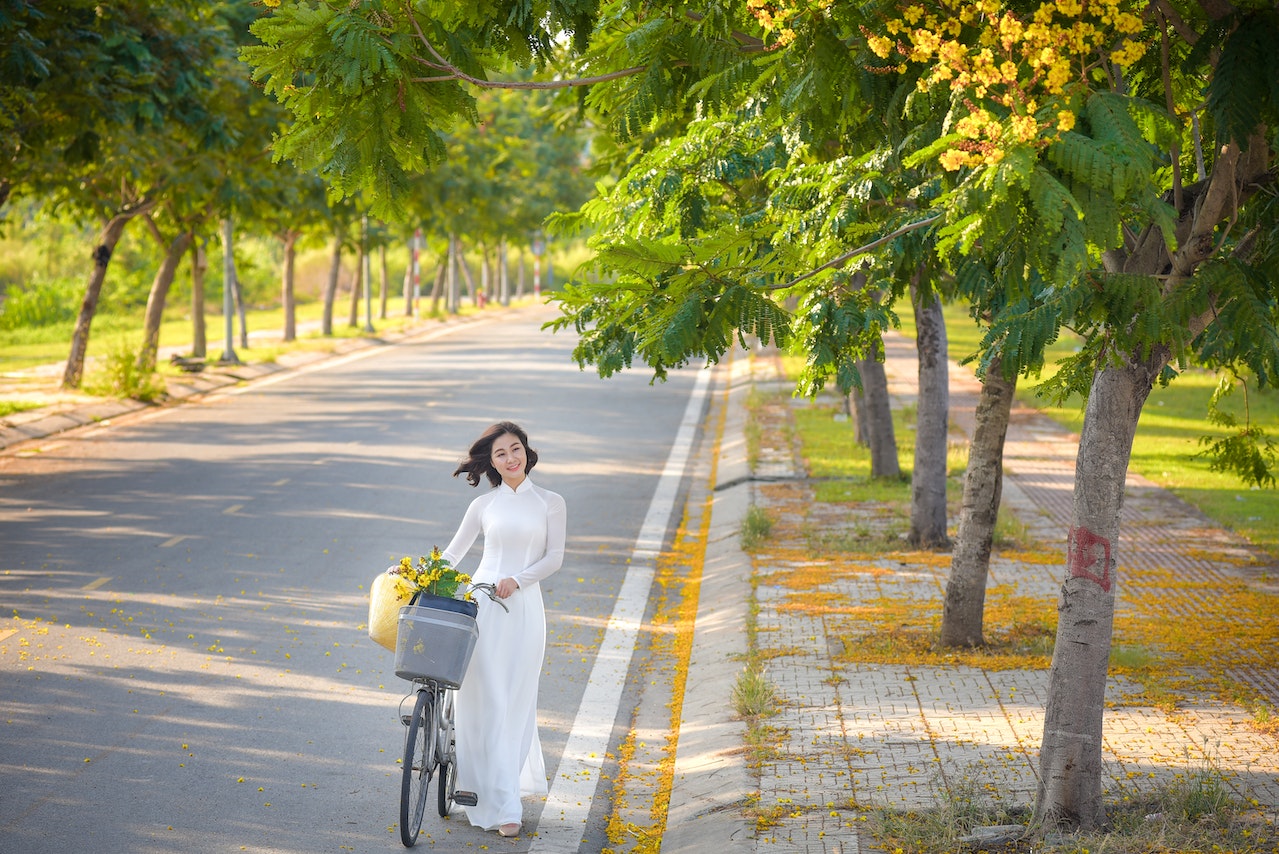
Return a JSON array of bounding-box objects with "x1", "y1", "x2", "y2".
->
[
  {"x1": 0, "y1": 400, "x2": 41, "y2": 418},
  {"x1": 895, "y1": 299, "x2": 1279, "y2": 559},
  {"x1": 740, "y1": 504, "x2": 774, "y2": 551},
  {"x1": 0, "y1": 294, "x2": 506, "y2": 377}
]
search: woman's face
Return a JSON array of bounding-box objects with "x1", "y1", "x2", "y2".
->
[{"x1": 490, "y1": 432, "x2": 527, "y2": 487}]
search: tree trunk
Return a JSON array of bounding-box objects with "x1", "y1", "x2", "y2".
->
[
  {"x1": 231, "y1": 262, "x2": 248, "y2": 350},
  {"x1": 1034, "y1": 351, "x2": 1163, "y2": 829},
  {"x1": 517, "y1": 248, "x2": 526, "y2": 297},
  {"x1": 447, "y1": 234, "x2": 459, "y2": 314},
  {"x1": 849, "y1": 390, "x2": 870, "y2": 444},
  {"x1": 190, "y1": 237, "x2": 207, "y2": 359},
  {"x1": 137, "y1": 230, "x2": 194, "y2": 373},
  {"x1": 857, "y1": 342, "x2": 900, "y2": 479},
  {"x1": 281, "y1": 230, "x2": 297, "y2": 342},
  {"x1": 62, "y1": 211, "x2": 139, "y2": 388},
  {"x1": 348, "y1": 237, "x2": 364, "y2": 327},
  {"x1": 402, "y1": 257, "x2": 413, "y2": 317},
  {"x1": 458, "y1": 243, "x2": 478, "y2": 306},
  {"x1": 430, "y1": 258, "x2": 446, "y2": 315},
  {"x1": 378, "y1": 243, "x2": 389, "y2": 320},
  {"x1": 322, "y1": 234, "x2": 341, "y2": 336},
  {"x1": 908, "y1": 283, "x2": 951, "y2": 548},
  {"x1": 499, "y1": 239, "x2": 509, "y2": 305},
  {"x1": 940, "y1": 355, "x2": 1016, "y2": 647}
]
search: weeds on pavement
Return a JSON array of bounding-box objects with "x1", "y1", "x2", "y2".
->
[
  {"x1": 871, "y1": 764, "x2": 1279, "y2": 854},
  {"x1": 740, "y1": 504, "x2": 773, "y2": 551},
  {"x1": 84, "y1": 341, "x2": 166, "y2": 402}
]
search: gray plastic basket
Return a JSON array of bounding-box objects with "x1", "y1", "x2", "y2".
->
[{"x1": 394, "y1": 601, "x2": 479, "y2": 687}]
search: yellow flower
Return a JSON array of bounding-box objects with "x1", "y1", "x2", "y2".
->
[
  {"x1": 939, "y1": 148, "x2": 971, "y2": 170},
  {"x1": 1010, "y1": 113, "x2": 1039, "y2": 142},
  {"x1": 1056, "y1": 110, "x2": 1076, "y2": 132},
  {"x1": 1110, "y1": 39, "x2": 1147, "y2": 66},
  {"x1": 868, "y1": 35, "x2": 894, "y2": 59}
]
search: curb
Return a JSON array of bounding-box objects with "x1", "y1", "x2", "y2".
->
[{"x1": 663, "y1": 346, "x2": 756, "y2": 851}]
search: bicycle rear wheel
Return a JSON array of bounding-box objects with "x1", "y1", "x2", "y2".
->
[{"x1": 399, "y1": 689, "x2": 437, "y2": 847}]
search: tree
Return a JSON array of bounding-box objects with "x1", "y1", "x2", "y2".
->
[
  {"x1": 33, "y1": 1, "x2": 242, "y2": 387},
  {"x1": 866, "y1": 0, "x2": 1279, "y2": 828},
  {"x1": 0, "y1": 0, "x2": 203, "y2": 213}
]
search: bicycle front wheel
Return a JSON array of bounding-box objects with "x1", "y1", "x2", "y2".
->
[{"x1": 399, "y1": 689, "x2": 436, "y2": 847}]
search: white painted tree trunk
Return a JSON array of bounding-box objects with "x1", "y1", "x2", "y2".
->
[
  {"x1": 908, "y1": 285, "x2": 950, "y2": 548},
  {"x1": 1035, "y1": 351, "x2": 1163, "y2": 828},
  {"x1": 856, "y1": 343, "x2": 900, "y2": 479},
  {"x1": 940, "y1": 356, "x2": 1015, "y2": 647}
]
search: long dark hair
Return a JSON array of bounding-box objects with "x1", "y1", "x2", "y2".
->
[{"x1": 452, "y1": 421, "x2": 539, "y2": 488}]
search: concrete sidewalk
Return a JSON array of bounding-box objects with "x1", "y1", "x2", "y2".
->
[{"x1": 666, "y1": 337, "x2": 1279, "y2": 852}]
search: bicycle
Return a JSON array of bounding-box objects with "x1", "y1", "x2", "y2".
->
[{"x1": 394, "y1": 582, "x2": 504, "y2": 848}]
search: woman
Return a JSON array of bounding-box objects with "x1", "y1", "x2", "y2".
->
[{"x1": 440, "y1": 421, "x2": 567, "y2": 839}]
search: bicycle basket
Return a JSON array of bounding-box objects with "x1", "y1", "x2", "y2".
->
[{"x1": 393, "y1": 595, "x2": 480, "y2": 687}]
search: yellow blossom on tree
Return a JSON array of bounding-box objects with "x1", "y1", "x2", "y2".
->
[
  {"x1": 873, "y1": 0, "x2": 1150, "y2": 169},
  {"x1": 868, "y1": 35, "x2": 894, "y2": 59}
]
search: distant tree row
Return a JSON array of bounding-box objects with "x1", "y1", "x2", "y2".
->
[{"x1": 0, "y1": 0, "x2": 593, "y2": 386}]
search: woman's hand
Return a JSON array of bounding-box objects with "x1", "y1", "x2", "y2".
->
[{"x1": 495, "y1": 577, "x2": 519, "y2": 599}]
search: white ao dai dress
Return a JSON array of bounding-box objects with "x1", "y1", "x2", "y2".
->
[{"x1": 441, "y1": 477, "x2": 566, "y2": 830}]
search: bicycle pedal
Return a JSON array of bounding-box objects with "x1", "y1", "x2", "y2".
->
[{"x1": 453, "y1": 791, "x2": 478, "y2": 807}]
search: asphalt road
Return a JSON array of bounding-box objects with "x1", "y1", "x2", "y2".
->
[{"x1": 0, "y1": 305, "x2": 709, "y2": 853}]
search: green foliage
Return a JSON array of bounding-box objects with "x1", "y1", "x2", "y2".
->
[
  {"x1": 239, "y1": 0, "x2": 1279, "y2": 515},
  {"x1": 1, "y1": 0, "x2": 231, "y2": 205},
  {"x1": 244, "y1": 4, "x2": 457, "y2": 218},
  {"x1": 84, "y1": 339, "x2": 167, "y2": 403},
  {"x1": 1197, "y1": 375, "x2": 1277, "y2": 488},
  {"x1": 243, "y1": 0, "x2": 607, "y2": 219},
  {"x1": 0, "y1": 277, "x2": 80, "y2": 329},
  {"x1": 1204, "y1": 8, "x2": 1279, "y2": 150}
]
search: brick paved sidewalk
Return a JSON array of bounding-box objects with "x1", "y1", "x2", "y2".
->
[{"x1": 739, "y1": 334, "x2": 1279, "y2": 852}]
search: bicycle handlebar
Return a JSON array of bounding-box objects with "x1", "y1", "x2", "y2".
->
[{"x1": 465, "y1": 582, "x2": 510, "y2": 612}]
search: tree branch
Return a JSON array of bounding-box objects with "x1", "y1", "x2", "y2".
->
[
  {"x1": 407, "y1": 64, "x2": 649, "y2": 89},
  {"x1": 1152, "y1": 0, "x2": 1199, "y2": 44},
  {"x1": 403, "y1": 1, "x2": 647, "y2": 90},
  {"x1": 773, "y1": 216, "x2": 940, "y2": 290}
]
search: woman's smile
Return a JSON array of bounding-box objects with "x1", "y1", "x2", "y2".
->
[{"x1": 490, "y1": 433, "x2": 527, "y2": 487}]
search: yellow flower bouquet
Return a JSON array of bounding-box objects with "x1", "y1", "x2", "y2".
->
[
  {"x1": 368, "y1": 547, "x2": 473, "y2": 651},
  {"x1": 389, "y1": 548, "x2": 473, "y2": 601}
]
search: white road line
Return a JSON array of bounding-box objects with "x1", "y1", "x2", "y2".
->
[{"x1": 530, "y1": 367, "x2": 712, "y2": 853}]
